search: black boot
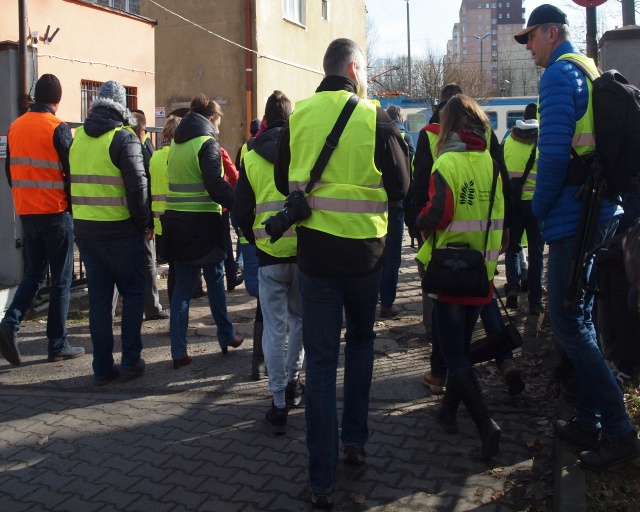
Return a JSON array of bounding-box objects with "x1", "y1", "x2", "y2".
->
[
  {"x1": 450, "y1": 367, "x2": 501, "y2": 461},
  {"x1": 436, "y1": 373, "x2": 460, "y2": 433},
  {"x1": 251, "y1": 302, "x2": 267, "y2": 381}
]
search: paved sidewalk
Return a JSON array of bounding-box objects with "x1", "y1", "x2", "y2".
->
[{"x1": 0, "y1": 238, "x2": 580, "y2": 511}]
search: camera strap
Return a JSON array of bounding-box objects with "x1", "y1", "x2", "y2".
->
[{"x1": 305, "y1": 94, "x2": 360, "y2": 194}]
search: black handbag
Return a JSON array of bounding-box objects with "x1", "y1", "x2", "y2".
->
[
  {"x1": 469, "y1": 290, "x2": 524, "y2": 365},
  {"x1": 422, "y1": 162, "x2": 499, "y2": 298}
]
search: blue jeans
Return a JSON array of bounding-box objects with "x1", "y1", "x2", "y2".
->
[
  {"x1": 76, "y1": 233, "x2": 145, "y2": 380},
  {"x1": 170, "y1": 260, "x2": 235, "y2": 358},
  {"x1": 505, "y1": 201, "x2": 544, "y2": 307},
  {"x1": 547, "y1": 216, "x2": 635, "y2": 439},
  {"x1": 433, "y1": 300, "x2": 483, "y2": 372},
  {"x1": 380, "y1": 200, "x2": 404, "y2": 308},
  {"x1": 2, "y1": 212, "x2": 74, "y2": 355},
  {"x1": 259, "y1": 263, "x2": 304, "y2": 408},
  {"x1": 2, "y1": 212, "x2": 73, "y2": 355},
  {"x1": 300, "y1": 268, "x2": 381, "y2": 494}
]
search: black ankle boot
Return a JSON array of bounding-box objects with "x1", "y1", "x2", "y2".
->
[
  {"x1": 436, "y1": 373, "x2": 460, "y2": 433},
  {"x1": 450, "y1": 367, "x2": 501, "y2": 460},
  {"x1": 251, "y1": 320, "x2": 267, "y2": 381}
]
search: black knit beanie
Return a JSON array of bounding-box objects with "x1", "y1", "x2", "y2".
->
[{"x1": 35, "y1": 74, "x2": 62, "y2": 104}]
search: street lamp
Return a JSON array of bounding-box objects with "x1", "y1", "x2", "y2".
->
[
  {"x1": 473, "y1": 32, "x2": 490, "y2": 86},
  {"x1": 403, "y1": 0, "x2": 412, "y2": 97}
]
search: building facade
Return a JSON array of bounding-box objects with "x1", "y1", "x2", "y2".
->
[
  {"x1": 0, "y1": 0, "x2": 155, "y2": 301},
  {"x1": 141, "y1": 0, "x2": 366, "y2": 159},
  {"x1": 446, "y1": 0, "x2": 538, "y2": 95}
]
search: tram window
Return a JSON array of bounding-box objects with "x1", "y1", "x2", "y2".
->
[
  {"x1": 485, "y1": 111, "x2": 498, "y2": 130},
  {"x1": 507, "y1": 111, "x2": 525, "y2": 129},
  {"x1": 406, "y1": 113, "x2": 427, "y2": 133}
]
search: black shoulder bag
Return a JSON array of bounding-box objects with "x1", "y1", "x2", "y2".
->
[
  {"x1": 262, "y1": 94, "x2": 360, "y2": 243},
  {"x1": 509, "y1": 143, "x2": 537, "y2": 212},
  {"x1": 305, "y1": 94, "x2": 360, "y2": 193},
  {"x1": 422, "y1": 161, "x2": 500, "y2": 297}
]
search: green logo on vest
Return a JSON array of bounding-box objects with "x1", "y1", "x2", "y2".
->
[{"x1": 459, "y1": 180, "x2": 476, "y2": 205}]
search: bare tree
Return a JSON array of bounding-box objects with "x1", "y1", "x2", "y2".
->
[{"x1": 366, "y1": 17, "x2": 380, "y2": 74}]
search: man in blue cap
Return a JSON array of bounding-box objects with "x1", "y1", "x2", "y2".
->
[{"x1": 515, "y1": 4, "x2": 640, "y2": 471}]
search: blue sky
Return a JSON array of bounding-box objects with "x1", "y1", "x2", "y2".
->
[{"x1": 365, "y1": 0, "x2": 625, "y2": 59}]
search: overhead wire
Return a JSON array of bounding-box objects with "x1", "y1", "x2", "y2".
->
[{"x1": 146, "y1": 0, "x2": 324, "y2": 76}]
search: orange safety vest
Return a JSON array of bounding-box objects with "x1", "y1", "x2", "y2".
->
[{"x1": 8, "y1": 111, "x2": 67, "y2": 215}]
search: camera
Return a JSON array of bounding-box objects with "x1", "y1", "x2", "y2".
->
[{"x1": 262, "y1": 190, "x2": 311, "y2": 243}]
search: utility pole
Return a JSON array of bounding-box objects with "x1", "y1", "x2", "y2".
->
[
  {"x1": 473, "y1": 32, "x2": 490, "y2": 87},
  {"x1": 404, "y1": 0, "x2": 412, "y2": 97},
  {"x1": 622, "y1": 0, "x2": 636, "y2": 26},
  {"x1": 585, "y1": 7, "x2": 598, "y2": 65}
]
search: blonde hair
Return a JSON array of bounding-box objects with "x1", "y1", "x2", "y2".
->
[
  {"x1": 160, "y1": 116, "x2": 181, "y2": 147},
  {"x1": 436, "y1": 94, "x2": 489, "y2": 156}
]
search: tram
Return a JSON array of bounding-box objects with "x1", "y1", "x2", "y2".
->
[{"x1": 373, "y1": 93, "x2": 537, "y2": 142}]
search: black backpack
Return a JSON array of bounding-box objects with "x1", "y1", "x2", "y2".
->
[{"x1": 564, "y1": 59, "x2": 640, "y2": 199}]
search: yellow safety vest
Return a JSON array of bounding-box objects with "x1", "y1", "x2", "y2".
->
[
  {"x1": 244, "y1": 149, "x2": 297, "y2": 258},
  {"x1": 416, "y1": 150, "x2": 504, "y2": 280},
  {"x1": 289, "y1": 91, "x2": 388, "y2": 239},
  {"x1": 149, "y1": 145, "x2": 170, "y2": 234},
  {"x1": 556, "y1": 53, "x2": 598, "y2": 157},
  {"x1": 165, "y1": 136, "x2": 222, "y2": 214},
  {"x1": 504, "y1": 136, "x2": 537, "y2": 201},
  {"x1": 70, "y1": 126, "x2": 132, "y2": 222}
]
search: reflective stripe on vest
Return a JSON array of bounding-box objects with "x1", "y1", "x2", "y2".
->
[
  {"x1": 244, "y1": 148, "x2": 297, "y2": 258},
  {"x1": 417, "y1": 150, "x2": 504, "y2": 281},
  {"x1": 165, "y1": 135, "x2": 222, "y2": 213},
  {"x1": 8, "y1": 111, "x2": 67, "y2": 215},
  {"x1": 503, "y1": 135, "x2": 537, "y2": 201},
  {"x1": 288, "y1": 92, "x2": 387, "y2": 240},
  {"x1": 556, "y1": 53, "x2": 598, "y2": 157},
  {"x1": 69, "y1": 125, "x2": 132, "y2": 222}
]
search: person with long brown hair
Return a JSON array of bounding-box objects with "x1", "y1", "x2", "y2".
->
[
  {"x1": 415, "y1": 94, "x2": 505, "y2": 460},
  {"x1": 161, "y1": 94, "x2": 243, "y2": 369}
]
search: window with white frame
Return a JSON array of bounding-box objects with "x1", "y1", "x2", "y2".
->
[
  {"x1": 507, "y1": 13, "x2": 510, "y2": 18},
  {"x1": 492, "y1": 61, "x2": 497, "y2": 68},
  {"x1": 322, "y1": 0, "x2": 329, "y2": 21},
  {"x1": 492, "y1": 71, "x2": 498, "y2": 78},
  {"x1": 463, "y1": 36, "x2": 467, "y2": 42},
  {"x1": 492, "y1": 50, "x2": 497, "y2": 56},
  {"x1": 92, "y1": 0, "x2": 140, "y2": 13},
  {"x1": 284, "y1": 0, "x2": 306, "y2": 25},
  {"x1": 478, "y1": 3, "x2": 482, "y2": 8},
  {"x1": 499, "y1": 13, "x2": 502, "y2": 18}
]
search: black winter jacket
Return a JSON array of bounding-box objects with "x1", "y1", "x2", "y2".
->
[
  {"x1": 72, "y1": 102, "x2": 150, "y2": 239},
  {"x1": 160, "y1": 111, "x2": 235, "y2": 264}
]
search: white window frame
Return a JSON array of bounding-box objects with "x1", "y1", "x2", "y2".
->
[
  {"x1": 322, "y1": 0, "x2": 329, "y2": 21},
  {"x1": 93, "y1": 0, "x2": 139, "y2": 13},
  {"x1": 283, "y1": 0, "x2": 306, "y2": 26}
]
